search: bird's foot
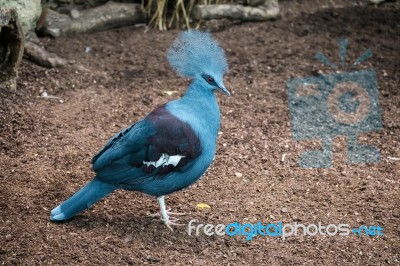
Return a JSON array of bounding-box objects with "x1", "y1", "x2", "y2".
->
[
  {"x1": 148, "y1": 209, "x2": 186, "y2": 231},
  {"x1": 147, "y1": 208, "x2": 185, "y2": 218},
  {"x1": 161, "y1": 216, "x2": 185, "y2": 231},
  {"x1": 154, "y1": 196, "x2": 186, "y2": 231}
]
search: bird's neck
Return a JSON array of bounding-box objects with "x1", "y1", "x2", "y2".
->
[
  {"x1": 182, "y1": 80, "x2": 214, "y2": 100},
  {"x1": 167, "y1": 80, "x2": 221, "y2": 137},
  {"x1": 181, "y1": 80, "x2": 220, "y2": 117}
]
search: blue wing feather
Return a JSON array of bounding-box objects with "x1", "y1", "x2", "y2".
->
[
  {"x1": 91, "y1": 120, "x2": 153, "y2": 170},
  {"x1": 91, "y1": 122, "x2": 138, "y2": 167},
  {"x1": 90, "y1": 105, "x2": 201, "y2": 185}
]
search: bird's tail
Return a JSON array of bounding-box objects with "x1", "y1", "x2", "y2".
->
[{"x1": 50, "y1": 178, "x2": 116, "y2": 221}]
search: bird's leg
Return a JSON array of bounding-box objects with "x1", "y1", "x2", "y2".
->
[{"x1": 156, "y1": 196, "x2": 185, "y2": 231}]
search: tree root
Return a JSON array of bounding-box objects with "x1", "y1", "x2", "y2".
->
[{"x1": 24, "y1": 41, "x2": 89, "y2": 71}]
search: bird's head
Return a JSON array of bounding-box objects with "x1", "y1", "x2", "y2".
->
[{"x1": 167, "y1": 30, "x2": 230, "y2": 96}]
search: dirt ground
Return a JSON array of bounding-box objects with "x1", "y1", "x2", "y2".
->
[{"x1": 1, "y1": 0, "x2": 399, "y2": 265}]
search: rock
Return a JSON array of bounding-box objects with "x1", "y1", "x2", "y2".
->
[
  {"x1": 124, "y1": 235, "x2": 133, "y2": 243},
  {"x1": 0, "y1": 0, "x2": 42, "y2": 33},
  {"x1": 70, "y1": 9, "x2": 80, "y2": 19},
  {"x1": 235, "y1": 172, "x2": 243, "y2": 178},
  {"x1": 5, "y1": 234, "x2": 12, "y2": 241}
]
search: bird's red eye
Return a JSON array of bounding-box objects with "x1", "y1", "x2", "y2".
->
[{"x1": 207, "y1": 77, "x2": 214, "y2": 83}]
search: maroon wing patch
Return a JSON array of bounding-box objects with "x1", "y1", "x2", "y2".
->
[{"x1": 135, "y1": 105, "x2": 201, "y2": 175}]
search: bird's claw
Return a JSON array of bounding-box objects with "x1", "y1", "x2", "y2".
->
[
  {"x1": 148, "y1": 209, "x2": 186, "y2": 230},
  {"x1": 161, "y1": 217, "x2": 185, "y2": 231},
  {"x1": 148, "y1": 208, "x2": 186, "y2": 218},
  {"x1": 155, "y1": 196, "x2": 186, "y2": 231}
]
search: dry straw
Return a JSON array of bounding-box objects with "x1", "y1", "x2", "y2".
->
[{"x1": 144, "y1": 0, "x2": 230, "y2": 30}]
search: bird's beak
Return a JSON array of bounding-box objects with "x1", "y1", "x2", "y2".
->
[{"x1": 218, "y1": 85, "x2": 231, "y2": 96}]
